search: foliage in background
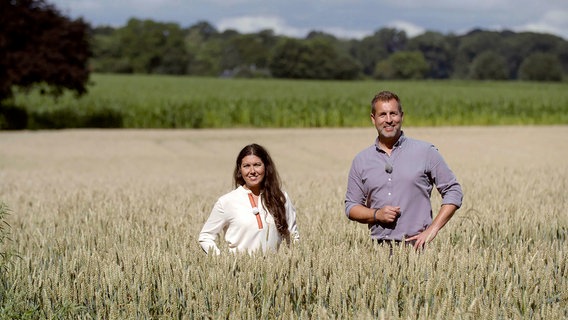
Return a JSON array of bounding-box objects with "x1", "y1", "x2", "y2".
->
[
  {"x1": 8, "y1": 74, "x2": 568, "y2": 129},
  {"x1": 2, "y1": 1, "x2": 567, "y2": 131},
  {"x1": 519, "y1": 53, "x2": 564, "y2": 82},
  {"x1": 89, "y1": 18, "x2": 568, "y2": 81},
  {"x1": 374, "y1": 51, "x2": 429, "y2": 80},
  {"x1": 269, "y1": 37, "x2": 362, "y2": 80},
  {"x1": 0, "y1": 0, "x2": 91, "y2": 103},
  {"x1": 468, "y1": 51, "x2": 508, "y2": 80}
]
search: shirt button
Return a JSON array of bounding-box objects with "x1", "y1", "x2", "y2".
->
[
  {"x1": 388, "y1": 192, "x2": 391, "y2": 196},
  {"x1": 388, "y1": 178, "x2": 392, "y2": 181}
]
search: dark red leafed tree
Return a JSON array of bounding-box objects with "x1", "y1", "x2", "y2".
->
[{"x1": 0, "y1": 0, "x2": 91, "y2": 102}]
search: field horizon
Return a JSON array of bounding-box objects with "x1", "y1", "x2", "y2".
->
[
  {"x1": 1, "y1": 126, "x2": 566, "y2": 318},
  {"x1": 10, "y1": 75, "x2": 568, "y2": 129}
]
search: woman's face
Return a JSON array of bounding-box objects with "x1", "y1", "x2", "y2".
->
[{"x1": 240, "y1": 155, "x2": 265, "y2": 192}]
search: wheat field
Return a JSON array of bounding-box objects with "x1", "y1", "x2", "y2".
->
[{"x1": 0, "y1": 126, "x2": 567, "y2": 319}]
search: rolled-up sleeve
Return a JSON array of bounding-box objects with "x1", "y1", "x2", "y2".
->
[
  {"x1": 198, "y1": 200, "x2": 226, "y2": 255},
  {"x1": 428, "y1": 146, "x2": 463, "y2": 208},
  {"x1": 345, "y1": 157, "x2": 366, "y2": 218}
]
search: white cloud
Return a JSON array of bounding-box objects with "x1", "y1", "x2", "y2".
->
[
  {"x1": 317, "y1": 27, "x2": 371, "y2": 40},
  {"x1": 48, "y1": 0, "x2": 568, "y2": 40},
  {"x1": 518, "y1": 10, "x2": 568, "y2": 39},
  {"x1": 386, "y1": 20, "x2": 426, "y2": 38},
  {"x1": 382, "y1": 0, "x2": 533, "y2": 11},
  {"x1": 217, "y1": 16, "x2": 309, "y2": 38},
  {"x1": 217, "y1": 15, "x2": 374, "y2": 39}
]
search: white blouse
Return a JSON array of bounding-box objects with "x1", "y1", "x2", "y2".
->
[{"x1": 198, "y1": 185, "x2": 300, "y2": 254}]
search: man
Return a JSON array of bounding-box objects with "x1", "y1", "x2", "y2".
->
[{"x1": 344, "y1": 90, "x2": 463, "y2": 250}]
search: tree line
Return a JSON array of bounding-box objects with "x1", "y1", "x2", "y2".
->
[
  {"x1": 2, "y1": 0, "x2": 567, "y2": 105},
  {"x1": 91, "y1": 19, "x2": 568, "y2": 82}
]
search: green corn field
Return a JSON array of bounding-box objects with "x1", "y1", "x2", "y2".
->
[{"x1": 11, "y1": 74, "x2": 568, "y2": 129}]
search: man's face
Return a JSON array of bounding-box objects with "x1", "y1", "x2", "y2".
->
[{"x1": 370, "y1": 99, "x2": 403, "y2": 140}]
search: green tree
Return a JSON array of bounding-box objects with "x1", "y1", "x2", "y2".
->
[
  {"x1": 453, "y1": 30, "x2": 505, "y2": 79},
  {"x1": 407, "y1": 31, "x2": 457, "y2": 79},
  {"x1": 518, "y1": 52, "x2": 563, "y2": 81},
  {"x1": 269, "y1": 38, "x2": 317, "y2": 79},
  {"x1": 468, "y1": 50, "x2": 508, "y2": 80},
  {"x1": 84, "y1": 17, "x2": 568, "y2": 81},
  {"x1": 558, "y1": 41, "x2": 568, "y2": 75},
  {"x1": 352, "y1": 28, "x2": 407, "y2": 76},
  {"x1": 187, "y1": 20, "x2": 218, "y2": 41},
  {"x1": 269, "y1": 37, "x2": 360, "y2": 79},
  {"x1": 374, "y1": 51, "x2": 428, "y2": 80},
  {"x1": 306, "y1": 31, "x2": 362, "y2": 79},
  {"x1": 116, "y1": 18, "x2": 187, "y2": 74},
  {"x1": 504, "y1": 32, "x2": 566, "y2": 78},
  {"x1": 0, "y1": 0, "x2": 91, "y2": 102},
  {"x1": 219, "y1": 31, "x2": 276, "y2": 77},
  {"x1": 185, "y1": 21, "x2": 222, "y2": 76},
  {"x1": 90, "y1": 25, "x2": 133, "y2": 73},
  {"x1": 333, "y1": 55, "x2": 363, "y2": 80}
]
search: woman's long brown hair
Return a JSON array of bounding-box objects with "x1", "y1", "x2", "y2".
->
[{"x1": 233, "y1": 144, "x2": 290, "y2": 241}]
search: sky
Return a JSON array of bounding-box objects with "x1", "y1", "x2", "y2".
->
[{"x1": 49, "y1": 0, "x2": 568, "y2": 40}]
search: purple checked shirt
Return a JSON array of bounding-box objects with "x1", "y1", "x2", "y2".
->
[{"x1": 345, "y1": 133, "x2": 463, "y2": 241}]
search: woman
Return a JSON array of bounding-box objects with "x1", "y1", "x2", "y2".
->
[{"x1": 198, "y1": 143, "x2": 299, "y2": 254}]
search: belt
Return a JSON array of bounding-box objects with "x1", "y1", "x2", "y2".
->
[
  {"x1": 375, "y1": 239, "x2": 415, "y2": 246},
  {"x1": 375, "y1": 239, "x2": 402, "y2": 244}
]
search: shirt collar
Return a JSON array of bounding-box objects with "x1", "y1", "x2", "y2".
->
[{"x1": 375, "y1": 131, "x2": 406, "y2": 152}]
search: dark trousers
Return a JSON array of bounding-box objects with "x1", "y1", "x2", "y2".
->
[{"x1": 374, "y1": 239, "x2": 415, "y2": 255}]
